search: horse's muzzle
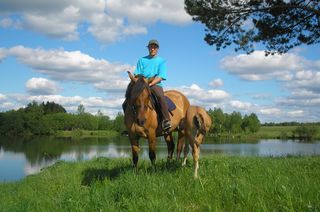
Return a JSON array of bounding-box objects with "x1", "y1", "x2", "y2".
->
[{"x1": 137, "y1": 118, "x2": 146, "y2": 126}]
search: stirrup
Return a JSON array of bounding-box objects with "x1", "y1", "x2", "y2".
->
[{"x1": 162, "y1": 120, "x2": 171, "y2": 131}]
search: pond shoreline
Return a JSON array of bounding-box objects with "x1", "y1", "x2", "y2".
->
[
  {"x1": 1, "y1": 156, "x2": 319, "y2": 211},
  {"x1": 2, "y1": 125, "x2": 319, "y2": 140}
]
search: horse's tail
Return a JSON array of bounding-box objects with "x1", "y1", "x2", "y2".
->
[{"x1": 193, "y1": 113, "x2": 206, "y2": 145}]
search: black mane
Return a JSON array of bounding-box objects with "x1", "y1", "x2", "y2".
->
[{"x1": 126, "y1": 76, "x2": 150, "y2": 102}]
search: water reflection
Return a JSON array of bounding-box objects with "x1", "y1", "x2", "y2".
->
[{"x1": 0, "y1": 136, "x2": 320, "y2": 182}]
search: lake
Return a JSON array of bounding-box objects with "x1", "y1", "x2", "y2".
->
[{"x1": 1, "y1": 136, "x2": 320, "y2": 182}]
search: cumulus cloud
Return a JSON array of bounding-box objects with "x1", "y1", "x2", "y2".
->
[
  {"x1": 26, "y1": 78, "x2": 61, "y2": 95},
  {"x1": 0, "y1": 93, "x2": 124, "y2": 118},
  {"x1": 5, "y1": 45, "x2": 133, "y2": 94},
  {"x1": 0, "y1": 48, "x2": 7, "y2": 61},
  {"x1": 0, "y1": 17, "x2": 20, "y2": 28},
  {"x1": 105, "y1": 0, "x2": 190, "y2": 25},
  {"x1": 220, "y1": 51, "x2": 304, "y2": 81},
  {"x1": 0, "y1": 93, "x2": 7, "y2": 101},
  {"x1": 259, "y1": 108, "x2": 282, "y2": 115},
  {"x1": 220, "y1": 50, "x2": 320, "y2": 122},
  {"x1": 287, "y1": 110, "x2": 304, "y2": 117},
  {"x1": 0, "y1": 0, "x2": 190, "y2": 43},
  {"x1": 229, "y1": 100, "x2": 252, "y2": 111},
  {"x1": 175, "y1": 83, "x2": 230, "y2": 108},
  {"x1": 290, "y1": 70, "x2": 320, "y2": 93},
  {"x1": 24, "y1": 9, "x2": 79, "y2": 40},
  {"x1": 209, "y1": 78, "x2": 223, "y2": 88}
]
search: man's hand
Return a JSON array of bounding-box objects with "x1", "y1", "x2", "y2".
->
[{"x1": 149, "y1": 77, "x2": 162, "y2": 87}]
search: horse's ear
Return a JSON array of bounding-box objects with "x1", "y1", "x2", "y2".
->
[{"x1": 127, "y1": 71, "x2": 137, "y2": 82}]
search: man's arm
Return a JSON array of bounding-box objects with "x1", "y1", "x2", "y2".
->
[{"x1": 149, "y1": 77, "x2": 162, "y2": 87}]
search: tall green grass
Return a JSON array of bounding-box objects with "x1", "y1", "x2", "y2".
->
[
  {"x1": 256, "y1": 125, "x2": 320, "y2": 139},
  {"x1": 1, "y1": 156, "x2": 319, "y2": 211}
]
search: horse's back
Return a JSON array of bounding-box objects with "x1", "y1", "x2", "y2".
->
[
  {"x1": 164, "y1": 90, "x2": 190, "y2": 131},
  {"x1": 186, "y1": 106, "x2": 212, "y2": 132},
  {"x1": 165, "y1": 90, "x2": 190, "y2": 114}
]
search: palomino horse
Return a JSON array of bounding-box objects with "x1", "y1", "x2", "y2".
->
[
  {"x1": 124, "y1": 73, "x2": 190, "y2": 167},
  {"x1": 181, "y1": 106, "x2": 212, "y2": 178}
]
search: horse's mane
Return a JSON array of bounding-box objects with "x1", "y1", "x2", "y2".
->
[{"x1": 126, "y1": 76, "x2": 151, "y2": 102}]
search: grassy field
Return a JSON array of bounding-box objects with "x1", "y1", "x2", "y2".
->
[
  {"x1": 55, "y1": 129, "x2": 119, "y2": 138},
  {"x1": 255, "y1": 126, "x2": 299, "y2": 139},
  {"x1": 256, "y1": 125, "x2": 320, "y2": 139},
  {"x1": 210, "y1": 125, "x2": 320, "y2": 141},
  {"x1": 1, "y1": 156, "x2": 319, "y2": 211}
]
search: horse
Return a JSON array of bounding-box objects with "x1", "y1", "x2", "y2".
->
[
  {"x1": 181, "y1": 105, "x2": 212, "y2": 178},
  {"x1": 124, "y1": 73, "x2": 190, "y2": 167}
]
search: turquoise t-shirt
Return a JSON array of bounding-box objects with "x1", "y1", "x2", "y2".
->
[{"x1": 134, "y1": 55, "x2": 167, "y2": 87}]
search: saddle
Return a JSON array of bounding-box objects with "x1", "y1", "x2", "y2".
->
[
  {"x1": 122, "y1": 92, "x2": 176, "y2": 115},
  {"x1": 150, "y1": 92, "x2": 176, "y2": 117}
]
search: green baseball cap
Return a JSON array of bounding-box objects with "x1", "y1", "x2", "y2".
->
[{"x1": 147, "y1": 39, "x2": 159, "y2": 47}]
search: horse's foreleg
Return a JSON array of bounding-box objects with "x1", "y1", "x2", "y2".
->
[
  {"x1": 130, "y1": 136, "x2": 140, "y2": 167},
  {"x1": 164, "y1": 133, "x2": 174, "y2": 160},
  {"x1": 148, "y1": 131, "x2": 157, "y2": 165},
  {"x1": 176, "y1": 130, "x2": 185, "y2": 160}
]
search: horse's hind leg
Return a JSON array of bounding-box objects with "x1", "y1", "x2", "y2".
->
[
  {"x1": 182, "y1": 134, "x2": 191, "y2": 166},
  {"x1": 176, "y1": 130, "x2": 185, "y2": 160},
  {"x1": 192, "y1": 143, "x2": 200, "y2": 179},
  {"x1": 164, "y1": 133, "x2": 174, "y2": 160}
]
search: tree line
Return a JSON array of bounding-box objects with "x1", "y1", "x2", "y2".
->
[
  {"x1": 207, "y1": 108, "x2": 260, "y2": 135},
  {"x1": 0, "y1": 101, "x2": 262, "y2": 137},
  {"x1": 0, "y1": 101, "x2": 125, "y2": 136}
]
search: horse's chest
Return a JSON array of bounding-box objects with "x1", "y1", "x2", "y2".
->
[{"x1": 131, "y1": 123, "x2": 148, "y2": 138}]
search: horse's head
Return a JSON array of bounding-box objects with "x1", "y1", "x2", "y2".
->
[{"x1": 128, "y1": 76, "x2": 153, "y2": 126}]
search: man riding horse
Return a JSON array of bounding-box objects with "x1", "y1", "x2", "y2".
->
[
  {"x1": 124, "y1": 39, "x2": 171, "y2": 131},
  {"x1": 123, "y1": 40, "x2": 190, "y2": 166}
]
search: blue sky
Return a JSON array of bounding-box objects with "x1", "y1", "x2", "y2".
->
[{"x1": 0, "y1": 0, "x2": 319, "y2": 123}]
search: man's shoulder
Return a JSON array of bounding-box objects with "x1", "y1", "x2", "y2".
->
[{"x1": 141, "y1": 55, "x2": 165, "y2": 60}]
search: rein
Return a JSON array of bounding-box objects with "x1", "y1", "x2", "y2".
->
[{"x1": 128, "y1": 77, "x2": 154, "y2": 115}]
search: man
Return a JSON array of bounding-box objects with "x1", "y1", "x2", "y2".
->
[{"x1": 133, "y1": 39, "x2": 171, "y2": 130}]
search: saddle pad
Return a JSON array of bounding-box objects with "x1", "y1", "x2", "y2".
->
[{"x1": 165, "y1": 96, "x2": 176, "y2": 112}]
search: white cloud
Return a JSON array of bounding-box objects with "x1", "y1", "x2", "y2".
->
[
  {"x1": 105, "y1": 0, "x2": 190, "y2": 25},
  {"x1": 26, "y1": 78, "x2": 61, "y2": 95},
  {"x1": 220, "y1": 51, "x2": 304, "y2": 81},
  {"x1": 288, "y1": 110, "x2": 304, "y2": 117},
  {"x1": 209, "y1": 78, "x2": 223, "y2": 88},
  {"x1": 229, "y1": 100, "x2": 252, "y2": 111},
  {"x1": 0, "y1": 17, "x2": 14, "y2": 28},
  {"x1": 290, "y1": 70, "x2": 320, "y2": 93},
  {"x1": 0, "y1": 93, "x2": 124, "y2": 118},
  {"x1": 87, "y1": 14, "x2": 147, "y2": 43},
  {"x1": 24, "y1": 9, "x2": 79, "y2": 41},
  {"x1": 175, "y1": 83, "x2": 230, "y2": 108},
  {"x1": 0, "y1": 48, "x2": 7, "y2": 61},
  {"x1": 0, "y1": 0, "x2": 190, "y2": 43},
  {"x1": 259, "y1": 108, "x2": 281, "y2": 115},
  {"x1": 0, "y1": 93, "x2": 7, "y2": 101},
  {"x1": 6, "y1": 45, "x2": 134, "y2": 94}
]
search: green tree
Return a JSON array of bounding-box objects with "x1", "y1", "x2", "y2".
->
[
  {"x1": 185, "y1": 0, "x2": 320, "y2": 55},
  {"x1": 208, "y1": 108, "x2": 225, "y2": 134},
  {"x1": 113, "y1": 112, "x2": 126, "y2": 133},
  {"x1": 42, "y1": 101, "x2": 66, "y2": 114},
  {"x1": 0, "y1": 110, "x2": 25, "y2": 135},
  {"x1": 242, "y1": 113, "x2": 260, "y2": 133},
  {"x1": 229, "y1": 111, "x2": 243, "y2": 133},
  {"x1": 96, "y1": 111, "x2": 112, "y2": 130},
  {"x1": 77, "y1": 104, "x2": 85, "y2": 115},
  {"x1": 293, "y1": 125, "x2": 318, "y2": 140}
]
